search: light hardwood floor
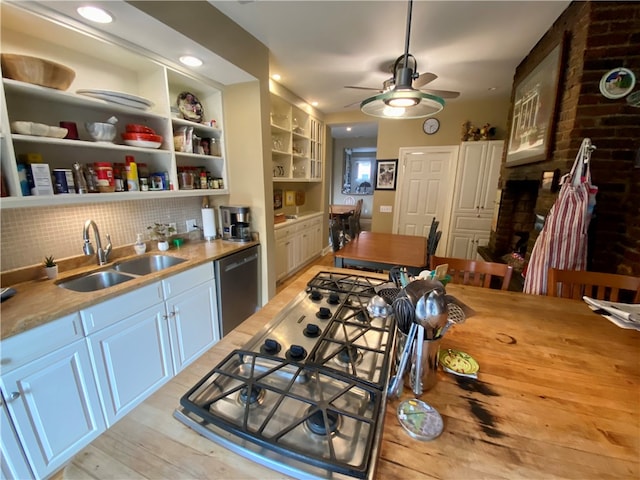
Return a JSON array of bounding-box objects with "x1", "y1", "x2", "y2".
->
[{"x1": 276, "y1": 252, "x2": 335, "y2": 293}]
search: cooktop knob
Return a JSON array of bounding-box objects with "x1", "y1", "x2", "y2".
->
[
  {"x1": 328, "y1": 292, "x2": 340, "y2": 305},
  {"x1": 304, "y1": 323, "x2": 321, "y2": 337},
  {"x1": 261, "y1": 338, "x2": 281, "y2": 355},
  {"x1": 309, "y1": 289, "x2": 323, "y2": 301},
  {"x1": 286, "y1": 344, "x2": 307, "y2": 361},
  {"x1": 316, "y1": 307, "x2": 332, "y2": 319}
]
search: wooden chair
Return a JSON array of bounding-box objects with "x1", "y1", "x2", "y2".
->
[
  {"x1": 430, "y1": 255, "x2": 513, "y2": 290},
  {"x1": 344, "y1": 199, "x2": 363, "y2": 237},
  {"x1": 547, "y1": 268, "x2": 640, "y2": 302}
]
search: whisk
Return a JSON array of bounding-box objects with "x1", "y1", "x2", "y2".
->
[{"x1": 392, "y1": 292, "x2": 415, "y2": 334}]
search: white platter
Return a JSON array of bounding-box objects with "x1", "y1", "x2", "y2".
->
[
  {"x1": 77, "y1": 89, "x2": 154, "y2": 110},
  {"x1": 123, "y1": 139, "x2": 162, "y2": 149}
]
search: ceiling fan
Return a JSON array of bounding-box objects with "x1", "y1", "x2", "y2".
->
[
  {"x1": 347, "y1": 0, "x2": 459, "y2": 118},
  {"x1": 344, "y1": 54, "x2": 461, "y2": 103}
]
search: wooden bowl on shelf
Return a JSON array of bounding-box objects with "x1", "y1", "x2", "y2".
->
[{"x1": 1, "y1": 53, "x2": 75, "y2": 90}]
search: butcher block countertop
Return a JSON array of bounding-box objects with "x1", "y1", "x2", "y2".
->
[
  {"x1": 52, "y1": 265, "x2": 639, "y2": 480},
  {"x1": 0, "y1": 239, "x2": 259, "y2": 341}
]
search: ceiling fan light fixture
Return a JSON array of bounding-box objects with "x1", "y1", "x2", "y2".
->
[
  {"x1": 361, "y1": 90, "x2": 444, "y2": 119},
  {"x1": 360, "y1": 0, "x2": 445, "y2": 119}
]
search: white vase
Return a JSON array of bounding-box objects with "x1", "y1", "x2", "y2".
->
[
  {"x1": 157, "y1": 240, "x2": 169, "y2": 251},
  {"x1": 45, "y1": 265, "x2": 58, "y2": 280}
]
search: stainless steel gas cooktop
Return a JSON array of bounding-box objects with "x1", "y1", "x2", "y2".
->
[{"x1": 174, "y1": 271, "x2": 395, "y2": 480}]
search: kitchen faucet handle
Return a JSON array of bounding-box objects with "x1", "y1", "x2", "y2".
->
[{"x1": 104, "y1": 233, "x2": 112, "y2": 259}]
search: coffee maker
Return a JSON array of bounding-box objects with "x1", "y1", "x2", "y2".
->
[{"x1": 220, "y1": 205, "x2": 252, "y2": 242}]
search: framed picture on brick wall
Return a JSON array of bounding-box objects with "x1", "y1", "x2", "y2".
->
[{"x1": 506, "y1": 39, "x2": 565, "y2": 166}]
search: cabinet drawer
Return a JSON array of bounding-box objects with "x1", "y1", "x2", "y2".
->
[
  {"x1": 451, "y1": 215, "x2": 492, "y2": 232},
  {"x1": 0, "y1": 313, "x2": 83, "y2": 374},
  {"x1": 81, "y1": 282, "x2": 163, "y2": 334},
  {"x1": 275, "y1": 226, "x2": 294, "y2": 240},
  {"x1": 162, "y1": 262, "x2": 214, "y2": 299}
]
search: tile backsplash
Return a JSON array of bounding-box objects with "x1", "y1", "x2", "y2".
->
[{"x1": 1, "y1": 197, "x2": 213, "y2": 271}]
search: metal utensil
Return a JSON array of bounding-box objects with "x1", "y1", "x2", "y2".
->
[
  {"x1": 387, "y1": 322, "x2": 417, "y2": 397},
  {"x1": 392, "y1": 292, "x2": 415, "y2": 334},
  {"x1": 367, "y1": 295, "x2": 391, "y2": 318},
  {"x1": 415, "y1": 289, "x2": 448, "y2": 339},
  {"x1": 412, "y1": 324, "x2": 425, "y2": 395}
]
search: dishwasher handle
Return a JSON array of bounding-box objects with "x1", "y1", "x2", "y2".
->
[{"x1": 223, "y1": 252, "x2": 259, "y2": 273}]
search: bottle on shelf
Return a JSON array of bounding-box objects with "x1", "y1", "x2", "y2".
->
[
  {"x1": 125, "y1": 156, "x2": 139, "y2": 192},
  {"x1": 72, "y1": 162, "x2": 88, "y2": 194},
  {"x1": 134, "y1": 233, "x2": 146, "y2": 255}
]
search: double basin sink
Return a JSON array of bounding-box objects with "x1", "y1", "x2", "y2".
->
[{"x1": 57, "y1": 255, "x2": 187, "y2": 292}]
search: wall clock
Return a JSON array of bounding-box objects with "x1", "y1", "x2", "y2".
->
[{"x1": 423, "y1": 117, "x2": 440, "y2": 135}]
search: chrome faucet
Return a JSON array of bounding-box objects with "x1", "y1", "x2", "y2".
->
[{"x1": 83, "y1": 219, "x2": 112, "y2": 265}]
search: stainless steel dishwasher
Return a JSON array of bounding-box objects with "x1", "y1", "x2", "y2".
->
[{"x1": 214, "y1": 245, "x2": 260, "y2": 337}]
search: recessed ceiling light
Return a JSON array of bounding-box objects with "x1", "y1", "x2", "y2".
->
[
  {"x1": 272, "y1": 74, "x2": 281, "y2": 81},
  {"x1": 77, "y1": 6, "x2": 113, "y2": 24},
  {"x1": 179, "y1": 55, "x2": 203, "y2": 67},
  {"x1": 346, "y1": 127, "x2": 352, "y2": 132},
  {"x1": 311, "y1": 101, "x2": 318, "y2": 107}
]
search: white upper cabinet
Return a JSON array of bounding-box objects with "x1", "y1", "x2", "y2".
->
[
  {"x1": 270, "y1": 91, "x2": 323, "y2": 183},
  {"x1": 0, "y1": 3, "x2": 230, "y2": 208}
]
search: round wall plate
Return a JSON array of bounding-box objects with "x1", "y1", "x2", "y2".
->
[{"x1": 599, "y1": 68, "x2": 636, "y2": 99}]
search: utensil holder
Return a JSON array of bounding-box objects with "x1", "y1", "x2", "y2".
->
[{"x1": 407, "y1": 336, "x2": 442, "y2": 393}]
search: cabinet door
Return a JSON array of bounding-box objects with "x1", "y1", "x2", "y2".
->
[
  {"x1": 275, "y1": 236, "x2": 289, "y2": 281},
  {"x1": 477, "y1": 141, "x2": 503, "y2": 214},
  {"x1": 87, "y1": 305, "x2": 172, "y2": 427},
  {"x1": 448, "y1": 231, "x2": 489, "y2": 259},
  {"x1": 0, "y1": 340, "x2": 105, "y2": 479},
  {"x1": 451, "y1": 142, "x2": 488, "y2": 214},
  {"x1": 1, "y1": 397, "x2": 33, "y2": 480},
  {"x1": 166, "y1": 282, "x2": 219, "y2": 373}
]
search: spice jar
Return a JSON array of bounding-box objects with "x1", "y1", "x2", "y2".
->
[{"x1": 94, "y1": 162, "x2": 115, "y2": 193}]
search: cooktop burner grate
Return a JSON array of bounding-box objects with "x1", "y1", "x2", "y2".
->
[
  {"x1": 306, "y1": 271, "x2": 387, "y2": 296},
  {"x1": 179, "y1": 350, "x2": 382, "y2": 479}
]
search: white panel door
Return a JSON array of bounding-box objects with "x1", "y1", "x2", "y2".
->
[
  {"x1": 451, "y1": 142, "x2": 488, "y2": 214},
  {"x1": 87, "y1": 306, "x2": 173, "y2": 426},
  {"x1": 166, "y1": 282, "x2": 219, "y2": 373},
  {"x1": 394, "y1": 146, "x2": 458, "y2": 243},
  {"x1": 478, "y1": 141, "x2": 504, "y2": 215},
  {"x1": 1, "y1": 340, "x2": 105, "y2": 479},
  {"x1": 1, "y1": 397, "x2": 33, "y2": 480}
]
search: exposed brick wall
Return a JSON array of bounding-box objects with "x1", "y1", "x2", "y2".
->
[{"x1": 492, "y1": 1, "x2": 640, "y2": 276}]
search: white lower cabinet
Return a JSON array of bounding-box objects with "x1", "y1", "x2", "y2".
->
[
  {"x1": 1, "y1": 395, "x2": 34, "y2": 479},
  {"x1": 86, "y1": 304, "x2": 172, "y2": 427},
  {"x1": 0, "y1": 262, "x2": 220, "y2": 477},
  {"x1": 163, "y1": 265, "x2": 219, "y2": 373},
  {"x1": 449, "y1": 231, "x2": 490, "y2": 259},
  {"x1": 0, "y1": 339, "x2": 105, "y2": 479},
  {"x1": 275, "y1": 214, "x2": 323, "y2": 281}
]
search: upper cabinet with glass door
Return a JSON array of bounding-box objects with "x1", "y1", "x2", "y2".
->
[
  {"x1": 270, "y1": 90, "x2": 323, "y2": 183},
  {"x1": 0, "y1": 2, "x2": 229, "y2": 209}
]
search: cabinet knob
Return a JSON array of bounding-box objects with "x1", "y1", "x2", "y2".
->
[{"x1": 9, "y1": 392, "x2": 20, "y2": 401}]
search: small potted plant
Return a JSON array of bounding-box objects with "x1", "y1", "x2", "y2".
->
[
  {"x1": 43, "y1": 255, "x2": 58, "y2": 280},
  {"x1": 147, "y1": 222, "x2": 176, "y2": 251}
]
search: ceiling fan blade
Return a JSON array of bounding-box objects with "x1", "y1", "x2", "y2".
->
[
  {"x1": 344, "y1": 85, "x2": 381, "y2": 91},
  {"x1": 343, "y1": 99, "x2": 364, "y2": 108},
  {"x1": 420, "y1": 88, "x2": 460, "y2": 99},
  {"x1": 413, "y1": 72, "x2": 438, "y2": 88}
]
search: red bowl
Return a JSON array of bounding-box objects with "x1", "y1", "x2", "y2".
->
[
  {"x1": 125, "y1": 124, "x2": 155, "y2": 134},
  {"x1": 122, "y1": 132, "x2": 163, "y2": 142}
]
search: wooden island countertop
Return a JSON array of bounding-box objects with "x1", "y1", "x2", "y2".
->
[{"x1": 53, "y1": 265, "x2": 639, "y2": 480}]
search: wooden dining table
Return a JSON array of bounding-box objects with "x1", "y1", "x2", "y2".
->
[
  {"x1": 52, "y1": 265, "x2": 639, "y2": 480},
  {"x1": 334, "y1": 230, "x2": 428, "y2": 271},
  {"x1": 329, "y1": 204, "x2": 356, "y2": 217}
]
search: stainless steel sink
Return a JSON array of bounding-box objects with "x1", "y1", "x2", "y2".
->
[
  {"x1": 113, "y1": 254, "x2": 187, "y2": 276},
  {"x1": 57, "y1": 270, "x2": 135, "y2": 292}
]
